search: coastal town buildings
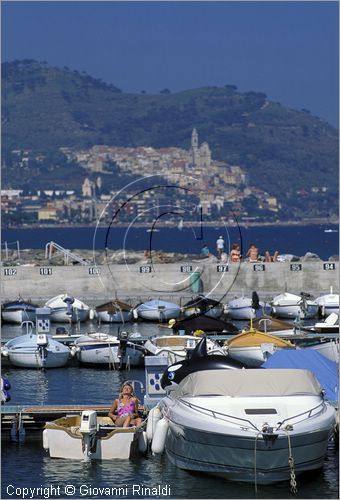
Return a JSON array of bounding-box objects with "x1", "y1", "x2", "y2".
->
[{"x1": 1, "y1": 129, "x2": 292, "y2": 226}]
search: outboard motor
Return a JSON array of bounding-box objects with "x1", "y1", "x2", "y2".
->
[
  {"x1": 36, "y1": 334, "x2": 49, "y2": 368},
  {"x1": 118, "y1": 331, "x2": 128, "y2": 370},
  {"x1": 252, "y1": 291, "x2": 260, "y2": 310},
  {"x1": 79, "y1": 410, "x2": 98, "y2": 461},
  {"x1": 63, "y1": 296, "x2": 75, "y2": 317}
]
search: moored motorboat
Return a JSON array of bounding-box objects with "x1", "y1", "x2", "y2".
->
[
  {"x1": 168, "y1": 315, "x2": 239, "y2": 334},
  {"x1": 95, "y1": 300, "x2": 133, "y2": 323},
  {"x1": 303, "y1": 313, "x2": 339, "y2": 334},
  {"x1": 43, "y1": 410, "x2": 147, "y2": 460},
  {"x1": 226, "y1": 292, "x2": 263, "y2": 320},
  {"x1": 72, "y1": 332, "x2": 145, "y2": 368},
  {"x1": 1, "y1": 296, "x2": 39, "y2": 324},
  {"x1": 223, "y1": 329, "x2": 294, "y2": 367},
  {"x1": 2, "y1": 332, "x2": 70, "y2": 369},
  {"x1": 151, "y1": 368, "x2": 336, "y2": 484},
  {"x1": 182, "y1": 295, "x2": 223, "y2": 319},
  {"x1": 134, "y1": 300, "x2": 180, "y2": 322},
  {"x1": 315, "y1": 290, "x2": 339, "y2": 317},
  {"x1": 44, "y1": 294, "x2": 90, "y2": 323},
  {"x1": 271, "y1": 292, "x2": 318, "y2": 319},
  {"x1": 143, "y1": 334, "x2": 225, "y2": 364}
]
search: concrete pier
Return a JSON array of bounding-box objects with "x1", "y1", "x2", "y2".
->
[{"x1": 1, "y1": 260, "x2": 338, "y2": 304}]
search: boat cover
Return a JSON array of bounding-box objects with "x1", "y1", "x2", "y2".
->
[
  {"x1": 172, "y1": 368, "x2": 322, "y2": 398},
  {"x1": 262, "y1": 349, "x2": 338, "y2": 403},
  {"x1": 172, "y1": 316, "x2": 239, "y2": 333}
]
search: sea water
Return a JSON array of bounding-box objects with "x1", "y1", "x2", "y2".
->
[
  {"x1": 1, "y1": 321, "x2": 339, "y2": 499},
  {"x1": 2, "y1": 224, "x2": 339, "y2": 261}
]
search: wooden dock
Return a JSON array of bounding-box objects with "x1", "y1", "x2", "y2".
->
[{"x1": 1, "y1": 404, "x2": 111, "y2": 438}]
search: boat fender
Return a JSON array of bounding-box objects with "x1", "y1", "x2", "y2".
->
[
  {"x1": 146, "y1": 406, "x2": 162, "y2": 441},
  {"x1": 138, "y1": 431, "x2": 148, "y2": 454},
  {"x1": 89, "y1": 309, "x2": 95, "y2": 321},
  {"x1": 133, "y1": 309, "x2": 139, "y2": 320},
  {"x1": 70, "y1": 346, "x2": 79, "y2": 357},
  {"x1": 42, "y1": 429, "x2": 49, "y2": 450},
  {"x1": 151, "y1": 418, "x2": 169, "y2": 455},
  {"x1": 2, "y1": 349, "x2": 9, "y2": 357}
]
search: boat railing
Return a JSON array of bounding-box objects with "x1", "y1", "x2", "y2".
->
[
  {"x1": 178, "y1": 398, "x2": 261, "y2": 431},
  {"x1": 276, "y1": 401, "x2": 326, "y2": 429},
  {"x1": 178, "y1": 398, "x2": 327, "y2": 432}
]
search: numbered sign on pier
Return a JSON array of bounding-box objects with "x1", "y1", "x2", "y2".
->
[
  {"x1": 39, "y1": 268, "x2": 53, "y2": 276},
  {"x1": 217, "y1": 264, "x2": 229, "y2": 273},
  {"x1": 290, "y1": 263, "x2": 302, "y2": 272},
  {"x1": 3, "y1": 268, "x2": 17, "y2": 276},
  {"x1": 323, "y1": 262, "x2": 336, "y2": 271},
  {"x1": 253, "y1": 263, "x2": 265, "y2": 272},
  {"x1": 139, "y1": 266, "x2": 152, "y2": 273},
  {"x1": 89, "y1": 267, "x2": 101, "y2": 275},
  {"x1": 180, "y1": 265, "x2": 193, "y2": 273}
]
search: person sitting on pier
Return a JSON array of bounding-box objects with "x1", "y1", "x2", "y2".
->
[
  {"x1": 108, "y1": 382, "x2": 142, "y2": 427},
  {"x1": 246, "y1": 243, "x2": 259, "y2": 262},
  {"x1": 230, "y1": 243, "x2": 241, "y2": 263},
  {"x1": 265, "y1": 250, "x2": 279, "y2": 262}
]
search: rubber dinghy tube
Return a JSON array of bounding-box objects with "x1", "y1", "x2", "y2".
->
[
  {"x1": 138, "y1": 431, "x2": 148, "y2": 454},
  {"x1": 151, "y1": 418, "x2": 169, "y2": 454}
]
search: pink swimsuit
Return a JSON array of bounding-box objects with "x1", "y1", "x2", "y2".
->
[{"x1": 117, "y1": 400, "x2": 136, "y2": 417}]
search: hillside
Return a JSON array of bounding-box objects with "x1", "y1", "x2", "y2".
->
[{"x1": 2, "y1": 60, "x2": 338, "y2": 213}]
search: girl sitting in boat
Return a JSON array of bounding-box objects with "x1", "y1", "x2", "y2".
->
[{"x1": 108, "y1": 382, "x2": 142, "y2": 427}]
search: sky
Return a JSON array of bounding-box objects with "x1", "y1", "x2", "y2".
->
[{"x1": 2, "y1": 1, "x2": 339, "y2": 127}]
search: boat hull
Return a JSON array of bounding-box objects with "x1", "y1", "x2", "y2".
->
[
  {"x1": 75, "y1": 343, "x2": 144, "y2": 367},
  {"x1": 5, "y1": 349, "x2": 70, "y2": 369},
  {"x1": 165, "y1": 423, "x2": 332, "y2": 484},
  {"x1": 1, "y1": 309, "x2": 36, "y2": 324},
  {"x1": 44, "y1": 425, "x2": 141, "y2": 459},
  {"x1": 96, "y1": 310, "x2": 133, "y2": 323},
  {"x1": 227, "y1": 345, "x2": 277, "y2": 367},
  {"x1": 50, "y1": 308, "x2": 89, "y2": 323}
]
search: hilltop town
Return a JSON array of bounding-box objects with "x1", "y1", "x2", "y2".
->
[{"x1": 2, "y1": 129, "x2": 283, "y2": 227}]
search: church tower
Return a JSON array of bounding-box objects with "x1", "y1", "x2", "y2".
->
[{"x1": 191, "y1": 128, "x2": 199, "y2": 166}]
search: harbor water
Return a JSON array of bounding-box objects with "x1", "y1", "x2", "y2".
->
[
  {"x1": 2, "y1": 224, "x2": 339, "y2": 261},
  {"x1": 1, "y1": 321, "x2": 339, "y2": 499}
]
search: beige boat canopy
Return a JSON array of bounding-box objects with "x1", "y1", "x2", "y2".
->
[{"x1": 172, "y1": 369, "x2": 323, "y2": 398}]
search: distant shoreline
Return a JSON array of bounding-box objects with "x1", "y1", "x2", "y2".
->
[{"x1": 3, "y1": 218, "x2": 339, "y2": 230}]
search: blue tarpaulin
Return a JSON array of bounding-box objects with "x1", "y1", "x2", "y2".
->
[{"x1": 262, "y1": 349, "x2": 339, "y2": 403}]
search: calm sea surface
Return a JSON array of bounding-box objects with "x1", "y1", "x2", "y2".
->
[
  {"x1": 2, "y1": 224, "x2": 339, "y2": 261},
  {"x1": 1, "y1": 321, "x2": 339, "y2": 499}
]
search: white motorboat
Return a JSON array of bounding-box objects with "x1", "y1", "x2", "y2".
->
[
  {"x1": 226, "y1": 292, "x2": 263, "y2": 320},
  {"x1": 182, "y1": 295, "x2": 223, "y2": 319},
  {"x1": 44, "y1": 294, "x2": 90, "y2": 323},
  {"x1": 315, "y1": 291, "x2": 339, "y2": 317},
  {"x1": 95, "y1": 300, "x2": 133, "y2": 323},
  {"x1": 2, "y1": 332, "x2": 70, "y2": 369},
  {"x1": 43, "y1": 410, "x2": 147, "y2": 460},
  {"x1": 144, "y1": 335, "x2": 225, "y2": 365},
  {"x1": 271, "y1": 292, "x2": 318, "y2": 319},
  {"x1": 303, "y1": 313, "x2": 339, "y2": 334},
  {"x1": 134, "y1": 300, "x2": 181, "y2": 322},
  {"x1": 150, "y1": 368, "x2": 335, "y2": 485},
  {"x1": 307, "y1": 339, "x2": 339, "y2": 363},
  {"x1": 223, "y1": 329, "x2": 295, "y2": 367},
  {"x1": 1, "y1": 296, "x2": 39, "y2": 324},
  {"x1": 72, "y1": 332, "x2": 145, "y2": 368}
]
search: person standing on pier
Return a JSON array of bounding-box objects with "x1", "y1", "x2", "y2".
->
[{"x1": 216, "y1": 236, "x2": 225, "y2": 260}]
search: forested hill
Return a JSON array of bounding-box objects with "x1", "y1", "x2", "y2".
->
[{"x1": 2, "y1": 59, "x2": 338, "y2": 199}]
